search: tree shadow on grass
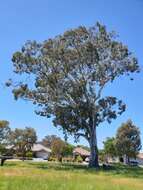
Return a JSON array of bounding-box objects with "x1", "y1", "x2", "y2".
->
[
  {"x1": 103, "y1": 164, "x2": 143, "y2": 179},
  {"x1": 85, "y1": 163, "x2": 143, "y2": 179}
]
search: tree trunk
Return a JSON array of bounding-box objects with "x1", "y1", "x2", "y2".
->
[
  {"x1": 127, "y1": 156, "x2": 130, "y2": 164},
  {"x1": 0, "y1": 158, "x2": 6, "y2": 166},
  {"x1": 58, "y1": 155, "x2": 62, "y2": 162},
  {"x1": 22, "y1": 154, "x2": 25, "y2": 161},
  {"x1": 89, "y1": 127, "x2": 99, "y2": 168},
  {"x1": 124, "y1": 155, "x2": 130, "y2": 165}
]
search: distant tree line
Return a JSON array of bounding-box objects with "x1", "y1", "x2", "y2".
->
[
  {"x1": 0, "y1": 120, "x2": 37, "y2": 165},
  {"x1": 0, "y1": 119, "x2": 141, "y2": 166},
  {"x1": 0, "y1": 120, "x2": 75, "y2": 165}
]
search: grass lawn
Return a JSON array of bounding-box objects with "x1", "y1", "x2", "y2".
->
[{"x1": 0, "y1": 161, "x2": 143, "y2": 190}]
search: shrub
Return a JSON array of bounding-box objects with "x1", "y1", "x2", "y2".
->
[
  {"x1": 76, "y1": 155, "x2": 83, "y2": 163},
  {"x1": 48, "y1": 157, "x2": 57, "y2": 162},
  {"x1": 16, "y1": 152, "x2": 23, "y2": 158},
  {"x1": 0, "y1": 145, "x2": 6, "y2": 155},
  {"x1": 62, "y1": 157, "x2": 73, "y2": 163},
  {"x1": 26, "y1": 151, "x2": 33, "y2": 160}
]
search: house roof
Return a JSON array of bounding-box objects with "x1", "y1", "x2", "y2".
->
[
  {"x1": 6, "y1": 145, "x2": 14, "y2": 149},
  {"x1": 73, "y1": 147, "x2": 90, "y2": 156},
  {"x1": 6, "y1": 143, "x2": 51, "y2": 153},
  {"x1": 32, "y1": 144, "x2": 51, "y2": 153}
]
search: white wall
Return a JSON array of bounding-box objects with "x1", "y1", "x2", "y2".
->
[
  {"x1": 130, "y1": 158, "x2": 143, "y2": 165},
  {"x1": 35, "y1": 151, "x2": 50, "y2": 159}
]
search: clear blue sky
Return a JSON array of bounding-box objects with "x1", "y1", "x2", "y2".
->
[{"x1": 0, "y1": 0, "x2": 143, "y2": 149}]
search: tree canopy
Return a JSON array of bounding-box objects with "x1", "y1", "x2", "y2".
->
[
  {"x1": 9, "y1": 127, "x2": 37, "y2": 159},
  {"x1": 42, "y1": 135, "x2": 60, "y2": 148},
  {"x1": 0, "y1": 120, "x2": 11, "y2": 145},
  {"x1": 7, "y1": 23, "x2": 139, "y2": 167},
  {"x1": 103, "y1": 137, "x2": 117, "y2": 158},
  {"x1": 42, "y1": 135, "x2": 73, "y2": 160}
]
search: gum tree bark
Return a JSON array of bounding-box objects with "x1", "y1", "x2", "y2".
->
[{"x1": 89, "y1": 127, "x2": 99, "y2": 168}]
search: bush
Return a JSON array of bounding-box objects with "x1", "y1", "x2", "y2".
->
[
  {"x1": 62, "y1": 157, "x2": 73, "y2": 163},
  {"x1": 26, "y1": 151, "x2": 33, "y2": 160},
  {"x1": 76, "y1": 155, "x2": 83, "y2": 163},
  {"x1": 48, "y1": 157, "x2": 57, "y2": 162},
  {"x1": 0, "y1": 145, "x2": 6, "y2": 155},
  {"x1": 16, "y1": 152, "x2": 23, "y2": 158}
]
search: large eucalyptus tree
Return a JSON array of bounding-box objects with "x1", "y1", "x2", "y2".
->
[{"x1": 7, "y1": 23, "x2": 139, "y2": 167}]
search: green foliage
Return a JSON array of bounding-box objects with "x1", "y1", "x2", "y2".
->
[
  {"x1": 42, "y1": 135, "x2": 62, "y2": 148},
  {"x1": 116, "y1": 120, "x2": 141, "y2": 159},
  {"x1": 42, "y1": 135, "x2": 73, "y2": 159},
  {"x1": 0, "y1": 144, "x2": 6, "y2": 155},
  {"x1": 62, "y1": 143, "x2": 74, "y2": 157},
  {"x1": 98, "y1": 149, "x2": 106, "y2": 163},
  {"x1": 76, "y1": 155, "x2": 83, "y2": 163},
  {"x1": 51, "y1": 138, "x2": 65, "y2": 161},
  {"x1": 8, "y1": 23, "x2": 140, "y2": 167},
  {"x1": 1, "y1": 162, "x2": 143, "y2": 190},
  {"x1": 62, "y1": 157, "x2": 74, "y2": 163},
  {"x1": 103, "y1": 137, "x2": 117, "y2": 158},
  {"x1": 48, "y1": 157, "x2": 57, "y2": 162},
  {"x1": 26, "y1": 151, "x2": 33, "y2": 159},
  {"x1": 0, "y1": 120, "x2": 11, "y2": 145},
  {"x1": 0, "y1": 120, "x2": 11, "y2": 156},
  {"x1": 9, "y1": 127, "x2": 37, "y2": 158},
  {"x1": 16, "y1": 152, "x2": 23, "y2": 158}
]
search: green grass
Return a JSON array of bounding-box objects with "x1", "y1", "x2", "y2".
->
[{"x1": 0, "y1": 161, "x2": 143, "y2": 190}]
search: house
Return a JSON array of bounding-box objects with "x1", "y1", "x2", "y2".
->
[
  {"x1": 129, "y1": 153, "x2": 143, "y2": 165},
  {"x1": 106, "y1": 156, "x2": 120, "y2": 163},
  {"x1": 6, "y1": 143, "x2": 51, "y2": 160},
  {"x1": 32, "y1": 144, "x2": 51, "y2": 160},
  {"x1": 73, "y1": 147, "x2": 90, "y2": 161},
  {"x1": 137, "y1": 153, "x2": 143, "y2": 164},
  {"x1": 107, "y1": 153, "x2": 143, "y2": 165}
]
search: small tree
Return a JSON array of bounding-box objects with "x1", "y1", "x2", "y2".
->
[
  {"x1": 42, "y1": 135, "x2": 68, "y2": 161},
  {"x1": 51, "y1": 138, "x2": 66, "y2": 162},
  {"x1": 7, "y1": 23, "x2": 139, "y2": 167},
  {"x1": 0, "y1": 121, "x2": 12, "y2": 166},
  {"x1": 98, "y1": 149, "x2": 106, "y2": 163},
  {"x1": 42, "y1": 135, "x2": 60, "y2": 148},
  {"x1": 76, "y1": 155, "x2": 83, "y2": 163},
  {"x1": 9, "y1": 127, "x2": 37, "y2": 160},
  {"x1": 62, "y1": 143, "x2": 74, "y2": 157},
  {"x1": 103, "y1": 137, "x2": 117, "y2": 159},
  {"x1": 116, "y1": 120, "x2": 141, "y2": 164}
]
